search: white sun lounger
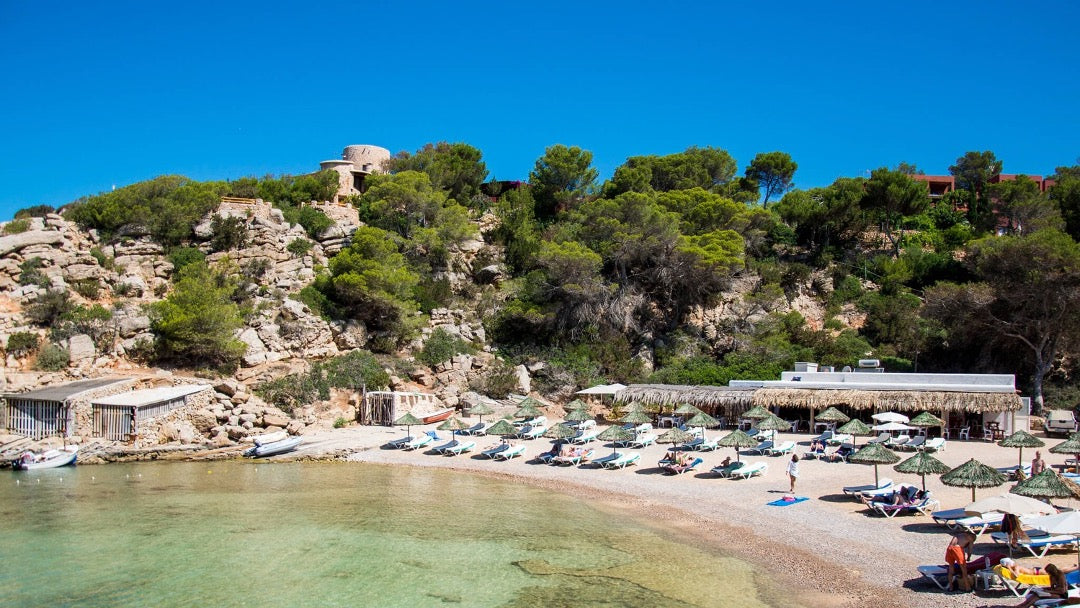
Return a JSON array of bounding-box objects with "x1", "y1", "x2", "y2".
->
[
  {"x1": 459, "y1": 422, "x2": 488, "y2": 436},
  {"x1": 916, "y1": 565, "x2": 950, "y2": 590},
  {"x1": 900, "y1": 435, "x2": 926, "y2": 450},
  {"x1": 402, "y1": 434, "x2": 434, "y2": 451},
  {"x1": 730, "y1": 461, "x2": 767, "y2": 479},
  {"x1": 569, "y1": 428, "x2": 601, "y2": 444},
  {"x1": 480, "y1": 443, "x2": 511, "y2": 458},
  {"x1": 630, "y1": 433, "x2": 656, "y2": 448},
  {"x1": 953, "y1": 513, "x2": 1005, "y2": 536},
  {"x1": 491, "y1": 444, "x2": 526, "y2": 461},
  {"x1": 921, "y1": 437, "x2": 946, "y2": 452},
  {"x1": 519, "y1": 425, "x2": 546, "y2": 440},
  {"x1": 386, "y1": 435, "x2": 413, "y2": 448},
  {"x1": 765, "y1": 441, "x2": 795, "y2": 456},
  {"x1": 431, "y1": 439, "x2": 460, "y2": 454},
  {"x1": 989, "y1": 531, "x2": 1080, "y2": 558},
  {"x1": 827, "y1": 433, "x2": 853, "y2": 446},
  {"x1": 602, "y1": 452, "x2": 640, "y2": 469},
  {"x1": 747, "y1": 440, "x2": 774, "y2": 455},
  {"x1": 443, "y1": 441, "x2": 476, "y2": 456}
]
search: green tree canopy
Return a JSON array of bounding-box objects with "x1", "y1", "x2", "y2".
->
[
  {"x1": 860, "y1": 168, "x2": 928, "y2": 257},
  {"x1": 321, "y1": 226, "x2": 420, "y2": 334},
  {"x1": 386, "y1": 142, "x2": 489, "y2": 205},
  {"x1": 744, "y1": 151, "x2": 798, "y2": 207},
  {"x1": 529, "y1": 144, "x2": 599, "y2": 219},
  {"x1": 149, "y1": 261, "x2": 246, "y2": 371}
]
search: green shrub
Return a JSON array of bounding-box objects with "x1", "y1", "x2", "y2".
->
[
  {"x1": 415, "y1": 277, "x2": 452, "y2": 313},
  {"x1": 26, "y1": 289, "x2": 74, "y2": 327},
  {"x1": 471, "y1": 362, "x2": 518, "y2": 398},
  {"x1": 333, "y1": 417, "x2": 349, "y2": 429},
  {"x1": 295, "y1": 285, "x2": 331, "y2": 319},
  {"x1": 6, "y1": 332, "x2": 40, "y2": 357},
  {"x1": 14, "y1": 204, "x2": 54, "y2": 219},
  {"x1": 287, "y1": 238, "x2": 313, "y2": 257},
  {"x1": 209, "y1": 215, "x2": 249, "y2": 252},
  {"x1": 89, "y1": 247, "x2": 115, "y2": 270},
  {"x1": 113, "y1": 282, "x2": 135, "y2": 297},
  {"x1": 322, "y1": 350, "x2": 390, "y2": 391},
  {"x1": 417, "y1": 328, "x2": 474, "y2": 367},
  {"x1": 72, "y1": 280, "x2": 101, "y2": 299},
  {"x1": 126, "y1": 338, "x2": 155, "y2": 362},
  {"x1": 35, "y1": 343, "x2": 70, "y2": 371},
  {"x1": 168, "y1": 246, "x2": 206, "y2": 274},
  {"x1": 18, "y1": 257, "x2": 51, "y2": 287},
  {"x1": 2, "y1": 219, "x2": 30, "y2": 235}
]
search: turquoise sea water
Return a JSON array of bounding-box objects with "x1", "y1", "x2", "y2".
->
[{"x1": 0, "y1": 461, "x2": 789, "y2": 607}]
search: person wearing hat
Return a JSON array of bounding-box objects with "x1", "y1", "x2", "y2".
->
[{"x1": 999, "y1": 557, "x2": 1043, "y2": 577}]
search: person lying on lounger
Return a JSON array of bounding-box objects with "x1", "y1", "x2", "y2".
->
[
  {"x1": 1016, "y1": 563, "x2": 1080, "y2": 607},
  {"x1": 999, "y1": 557, "x2": 1044, "y2": 577}
]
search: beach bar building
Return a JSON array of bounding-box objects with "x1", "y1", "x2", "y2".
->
[
  {"x1": 2, "y1": 378, "x2": 132, "y2": 439},
  {"x1": 91, "y1": 384, "x2": 210, "y2": 442}
]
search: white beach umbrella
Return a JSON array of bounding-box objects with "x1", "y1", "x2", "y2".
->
[
  {"x1": 1022, "y1": 511, "x2": 1080, "y2": 569},
  {"x1": 964, "y1": 493, "x2": 1055, "y2": 517},
  {"x1": 871, "y1": 422, "x2": 915, "y2": 432},
  {"x1": 871, "y1": 412, "x2": 910, "y2": 424}
]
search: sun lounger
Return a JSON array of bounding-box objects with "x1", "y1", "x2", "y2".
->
[
  {"x1": 997, "y1": 464, "x2": 1033, "y2": 480},
  {"x1": 402, "y1": 434, "x2": 434, "y2": 451},
  {"x1": 443, "y1": 441, "x2": 476, "y2": 456},
  {"x1": 826, "y1": 433, "x2": 853, "y2": 446},
  {"x1": 886, "y1": 434, "x2": 911, "y2": 448},
  {"x1": 921, "y1": 437, "x2": 946, "y2": 452},
  {"x1": 990, "y1": 564, "x2": 1052, "y2": 597},
  {"x1": 900, "y1": 435, "x2": 926, "y2": 450},
  {"x1": 553, "y1": 448, "x2": 594, "y2": 466},
  {"x1": 990, "y1": 532, "x2": 1080, "y2": 558},
  {"x1": 386, "y1": 435, "x2": 413, "y2": 448},
  {"x1": 514, "y1": 416, "x2": 547, "y2": 428},
  {"x1": 590, "y1": 453, "x2": 621, "y2": 467},
  {"x1": 520, "y1": 425, "x2": 546, "y2": 440},
  {"x1": 534, "y1": 449, "x2": 560, "y2": 464},
  {"x1": 745, "y1": 428, "x2": 774, "y2": 441},
  {"x1": 916, "y1": 565, "x2": 951, "y2": 590},
  {"x1": 491, "y1": 444, "x2": 526, "y2": 461},
  {"x1": 629, "y1": 433, "x2": 656, "y2": 448},
  {"x1": 481, "y1": 443, "x2": 511, "y2": 458},
  {"x1": 696, "y1": 437, "x2": 720, "y2": 451},
  {"x1": 603, "y1": 452, "x2": 640, "y2": 469},
  {"x1": 953, "y1": 513, "x2": 1006, "y2": 536},
  {"x1": 747, "y1": 440, "x2": 774, "y2": 455},
  {"x1": 842, "y1": 478, "x2": 893, "y2": 497},
  {"x1": 662, "y1": 457, "x2": 703, "y2": 475},
  {"x1": 711, "y1": 461, "x2": 745, "y2": 477},
  {"x1": 811, "y1": 429, "x2": 834, "y2": 444},
  {"x1": 765, "y1": 440, "x2": 795, "y2": 456},
  {"x1": 431, "y1": 439, "x2": 460, "y2": 454},
  {"x1": 730, "y1": 461, "x2": 767, "y2": 479},
  {"x1": 568, "y1": 428, "x2": 601, "y2": 444},
  {"x1": 868, "y1": 432, "x2": 892, "y2": 444},
  {"x1": 931, "y1": 507, "x2": 971, "y2": 527},
  {"x1": 857, "y1": 482, "x2": 912, "y2": 501},
  {"x1": 824, "y1": 446, "x2": 854, "y2": 462},
  {"x1": 870, "y1": 493, "x2": 940, "y2": 518},
  {"x1": 566, "y1": 419, "x2": 596, "y2": 430},
  {"x1": 459, "y1": 422, "x2": 488, "y2": 436}
]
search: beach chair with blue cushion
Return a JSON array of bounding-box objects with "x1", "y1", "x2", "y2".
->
[
  {"x1": 443, "y1": 441, "x2": 476, "y2": 456},
  {"x1": 696, "y1": 437, "x2": 720, "y2": 451},
  {"x1": 480, "y1": 443, "x2": 510, "y2": 458},
  {"x1": 431, "y1": 438, "x2": 460, "y2": 454},
  {"x1": 990, "y1": 531, "x2": 1080, "y2": 558},
  {"x1": 747, "y1": 440, "x2": 774, "y2": 455},
  {"x1": 590, "y1": 453, "x2": 621, "y2": 468},
  {"x1": 603, "y1": 452, "x2": 640, "y2": 469},
  {"x1": 553, "y1": 448, "x2": 594, "y2": 466},
  {"x1": 569, "y1": 428, "x2": 601, "y2": 444},
  {"x1": 870, "y1": 492, "x2": 940, "y2": 518},
  {"x1": 711, "y1": 461, "x2": 745, "y2": 478},
  {"x1": 662, "y1": 457, "x2": 703, "y2": 475},
  {"x1": 730, "y1": 461, "x2": 767, "y2": 479},
  {"x1": 491, "y1": 444, "x2": 526, "y2": 461},
  {"x1": 826, "y1": 433, "x2": 853, "y2": 446},
  {"x1": 843, "y1": 478, "x2": 893, "y2": 497},
  {"x1": 386, "y1": 435, "x2": 414, "y2": 449},
  {"x1": 901, "y1": 435, "x2": 926, "y2": 451},
  {"x1": 460, "y1": 422, "x2": 488, "y2": 436},
  {"x1": 953, "y1": 513, "x2": 1005, "y2": 537},
  {"x1": 519, "y1": 425, "x2": 547, "y2": 440}
]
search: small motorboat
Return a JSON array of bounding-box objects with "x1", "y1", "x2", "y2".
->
[
  {"x1": 13, "y1": 446, "x2": 78, "y2": 470},
  {"x1": 419, "y1": 408, "x2": 454, "y2": 424},
  {"x1": 252, "y1": 430, "x2": 288, "y2": 446},
  {"x1": 244, "y1": 436, "x2": 302, "y2": 458}
]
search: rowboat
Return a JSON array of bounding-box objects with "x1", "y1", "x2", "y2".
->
[
  {"x1": 243, "y1": 436, "x2": 302, "y2": 458},
  {"x1": 13, "y1": 447, "x2": 78, "y2": 470},
  {"x1": 420, "y1": 408, "x2": 454, "y2": 424}
]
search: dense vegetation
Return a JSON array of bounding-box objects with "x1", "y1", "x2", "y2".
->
[{"x1": 27, "y1": 143, "x2": 1080, "y2": 413}]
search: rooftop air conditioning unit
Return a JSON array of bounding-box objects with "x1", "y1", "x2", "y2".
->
[
  {"x1": 794, "y1": 362, "x2": 818, "y2": 372},
  {"x1": 858, "y1": 359, "x2": 880, "y2": 368}
]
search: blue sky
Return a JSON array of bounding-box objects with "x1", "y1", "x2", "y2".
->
[{"x1": 1, "y1": 0, "x2": 1077, "y2": 220}]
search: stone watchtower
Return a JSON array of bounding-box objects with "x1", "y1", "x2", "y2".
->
[{"x1": 319, "y1": 144, "x2": 391, "y2": 203}]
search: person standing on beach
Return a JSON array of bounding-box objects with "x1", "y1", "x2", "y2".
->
[
  {"x1": 786, "y1": 453, "x2": 800, "y2": 493},
  {"x1": 945, "y1": 532, "x2": 975, "y2": 592},
  {"x1": 1032, "y1": 451, "x2": 1046, "y2": 476}
]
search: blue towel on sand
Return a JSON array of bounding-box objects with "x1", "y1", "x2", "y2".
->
[{"x1": 767, "y1": 496, "x2": 809, "y2": 507}]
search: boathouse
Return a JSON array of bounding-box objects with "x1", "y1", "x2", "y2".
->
[
  {"x1": 91, "y1": 384, "x2": 211, "y2": 441},
  {"x1": 2, "y1": 378, "x2": 132, "y2": 439},
  {"x1": 361, "y1": 390, "x2": 439, "y2": 425}
]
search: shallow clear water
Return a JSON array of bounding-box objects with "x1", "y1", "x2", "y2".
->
[{"x1": 0, "y1": 461, "x2": 786, "y2": 607}]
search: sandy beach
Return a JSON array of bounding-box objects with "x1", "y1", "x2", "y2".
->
[{"x1": 267, "y1": 418, "x2": 1079, "y2": 608}]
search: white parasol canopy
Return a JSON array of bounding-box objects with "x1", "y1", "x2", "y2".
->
[
  {"x1": 872, "y1": 422, "x2": 915, "y2": 432},
  {"x1": 965, "y1": 493, "x2": 1056, "y2": 516},
  {"x1": 576, "y1": 383, "x2": 627, "y2": 395},
  {"x1": 871, "y1": 412, "x2": 910, "y2": 424}
]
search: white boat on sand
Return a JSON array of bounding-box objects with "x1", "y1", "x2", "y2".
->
[
  {"x1": 13, "y1": 446, "x2": 78, "y2": 470},
  {"x1": 244, "y1": 436, "x2": 302, "y2": 458}
]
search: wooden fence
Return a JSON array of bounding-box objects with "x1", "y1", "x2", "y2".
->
[
  {"x1": 4, "y1": 398, "x2": 71, "y2": 439},
  {"x1": 92, "y1": 396, "x2": 189, "y2": 442}
]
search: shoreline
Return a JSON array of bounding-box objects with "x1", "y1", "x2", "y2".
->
[{"x1": 21, "y1": 422, "x2": 1074, "y2": 608}]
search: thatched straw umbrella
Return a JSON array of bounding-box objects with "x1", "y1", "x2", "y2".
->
[
  {"x1": 542, "y1": 423, "x2": 578, "y2": 453},
  {"x1": 597, "y1": 425, "x2": 635, "y2": 456},
  {"x1": 675, "y1": 402, "x2": 702, "y2": 415},
  {"x1": 716, "y1": 429, "x2": 758, "y2": 462},
  {"x1": 564, "y1": 409, "x2": 593, "y2": 425},
  {"x1": 998, "y1": 430, "x2": 1045, "y2": 469},
  {"x1": 438, "y1": 416, "x2": 471, "y2": 441},
  {"x1": 514, "y1": 401, "x2": 543, "y2": 419},
  {"x1": 756, "y1": 414, "x2": 791, "y2": 446},
  {"x1": 658, "y1": 427, "x2": 697, "y2": 459},
  {"x1": 742, "y1": 405, "x2": 772, "y2": 420},
  {"x1": 467, "y1": 402, "x2": 494, "y2": 423},
  {"x1": 485, "y1": 419, "x2": 518, "y2": 437},
  {"x1": 909, "y1": 411, "x2": 946, "y2": 439},
  {"x1": 848, "y1": 442, "x2": 900, "y2": 487},
  {"x1": 564, "y1": 399, "x2": 588, "y2": 413},
  {"x1": 894, "y1": 451, "x2": 950, "y2": 491},
  {"x1": 393, "y1": 412, "x2": 423, "y2": 439},
  {"x1": 815, "y1": 406, "x2": 850, "y2": 425},
  {"x1": 941, "y1": 458, "x2": 1008, "y2": 502},
  {"x1": 836, "y1": 419, "x2": 872, "y2": 448},
  {"x1": 620, "y1": 410, "x2": 653, "y2": 426},
  {"x1": 684, "y1": 411, "x2": 721, "y2": 440},
  {"x1": 1049, "y1": 434, "x2": 1080, "y2": 473},
  {"x1": 1011, "y1": 469, "x2": 1080, "y2": 501}
]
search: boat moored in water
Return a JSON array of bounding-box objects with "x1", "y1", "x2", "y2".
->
[{"x1": 12, "y1": 446, "x2": 78, "y2": 470}]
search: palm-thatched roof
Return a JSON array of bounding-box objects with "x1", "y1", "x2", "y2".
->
[
  {"x1": 438, "y1": 417, "x2": 471, "y2": 431},
  {"x1": 467, "y1": 402, "x2": 495, "y2": 416},
  {"x1": 998, "y1": 430, "x2": 1045, "y2": 449},
  {"x1": 563, "y1": 409, "x2": 593, "y2": 422},
  {"x1": 1011, "y1": 469, "x2": 1080, "y2": 500},
  {"x1": 752, "y1": 388, "x2": 1021, "y2": 413},
  {"x1": 1049, "y1": 437, "x2": 1080, "y2": 456},
  {"x1": 836, "y1": 419, "x2": 873, "y2": 436},
  {"x1": 657, "y1": 427, "x2": 697, "y2": 445},
  {"x1": 597, "y1": 425, "x2": 634, "y2": 442},
  {"x1": 755, "y1": 414, "x2": 790, "y2": 432},
  {"x1": 684, "y1": 411, "x2": 721, "y2": 429},
  {"x1": 543, "y1": 424, "x2": 578, "y2": 440},
  {"x1": 815, "y1": 406, "x2": 851, "y2": 423},
  {"x1": 849, "y1": 443, "x2": 901, "y2": 465},
  {"x1": 909, "y1": 411, "x2": 946, "y2": 427},
  {"x1": 716, "y1": 429, "x2": 759, "y2": 448},
  {"x1": 485, "y1": 420, "x2": 519, "y2": 436},
  {"x1": 894, "y1": 451, "x2": 951, "y2": 490},
  {"x1": 619, "y1": 410, "x2": 653, "y2": 424},
  {"x1": 941, "y1": 458, "x2": 1007, "y2": 501},
  {"x1": 617, "y1": 384, "x2": 756, "y2": 409}
]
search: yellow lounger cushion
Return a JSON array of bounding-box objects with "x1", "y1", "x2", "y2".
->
[{"x1": 995, "y1": 565, "x2": 1050, "y2": 587}]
